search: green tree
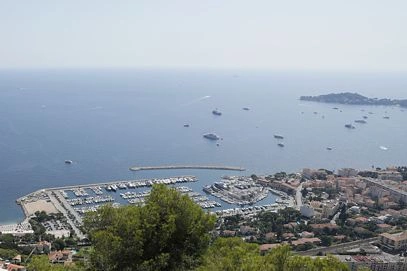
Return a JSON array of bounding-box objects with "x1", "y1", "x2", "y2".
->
[
  {"x1": 251, "y1": 174, "x2": 258, "y2": 180},
  {"x1": 320, "y1": 235, "x2": 333, "y2": 247},
  {"x1": 198, "y1": 239, "x2": 349, "y2": 271},
  {"x1": 0, "y1": 234, "x2": 17, "y2": 250},
  {"x1": 263, "y1": 244, "x2": 292, "y2": 270},
  {"x1": 28, "y1": 255, "x2": 81, "y2": 271},
  {"x1": 0, "y1": 248, "x2": 20, "y2": 260},
  {"x1": 52, "y1": 238, "x2": 66, "y2": 251},
  {"x1": 285, "y1": 255, "x2": 348, "y2": 271},
  {"x1": 84, "y1": 184, "x2": 216, "y2": 271},
  {"x1": 197, "y1": 238, "x2": 264, "y2": 271}
]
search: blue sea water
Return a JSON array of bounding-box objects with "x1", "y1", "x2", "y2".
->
[{"x1": 0, "y1": 69, "x2": 406, "y2": 223}]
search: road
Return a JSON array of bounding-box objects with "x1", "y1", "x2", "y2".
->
[
  {"x1": 297, "y1": 237, "x2": 379, "y2": 256},
  {"x1": 295, "y1": 183, "x2": 303, "y2": 210},
  {"x1": 46, "y1": 191, "x2": 85, "y2": 240}
]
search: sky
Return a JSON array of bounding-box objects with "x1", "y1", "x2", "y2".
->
[{"x1": 0, "y1": 0, "x2": 406, "y2": 71}]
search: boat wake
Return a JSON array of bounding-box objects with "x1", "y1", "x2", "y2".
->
[{"x1": 183, "y1": 95, "x2": 211, "y2": 106}]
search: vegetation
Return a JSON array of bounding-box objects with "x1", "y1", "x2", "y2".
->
[
  {"x1": 28, "y1": 255, "x2": 81, "y2": 271},
  {"x1": 198, "y1": 238, "x2": 349, "y2": 271},
  {"x1": 0, "y1": 247, "x2": 20, "y2": 259},
  {"x1": 397, "y1": 166, "x2": 407, "y2": 181},
  {"x1": 300, "y1": 92, "x2": 407, "y2": 107},
  {"x1": 5, "y1": 184, "x2": 367, "y2": 271},
  {"x1": 83, "y1": 184, "x2": 216, "y2": 271}
]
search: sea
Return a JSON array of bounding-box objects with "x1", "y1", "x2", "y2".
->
[{"x1": 0, "y1": 69, "x2": 406, "y2": 223}]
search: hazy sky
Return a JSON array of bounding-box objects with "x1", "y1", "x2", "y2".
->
[{"x1": 1, "y1": 0, "x2": 406, "y2": 71}]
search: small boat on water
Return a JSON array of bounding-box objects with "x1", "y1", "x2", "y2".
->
[
  {"x1": 277, "y1": 143, "x2": 285, "y2": 147},
  {"x1": 326, "y1": 147, "x2": 333, "y2": 151},
  {"x1": 383, "y1": 116, "x2": 390, "y2": 119},
  {"x1": 242, "y1": 107, "x2": 250, "y2": 111},
  {"x1": 212, "y1": 109, "x2": 222, "y2": 116},
  {"x1": 65, "y1": 160, "x2": 73, "y2": 164},
  {"x1": 203, "y1": 133, "x2": 220, "y2": 140},
  {"x1": 183, "y1": 124, "x2": 190, "y2": 127},
  {"x1": 363, "y1": 116, "x2": 368, "y2": 119},
  {"x1": 345, "y1": 124, "x2": 355, "y2": 129},
  {"x1": 354, "y1": 120, "x2": 367, "y2": 124},
  {"x1": 274, "y1": 134, "x2": 284, "y2": 139}
]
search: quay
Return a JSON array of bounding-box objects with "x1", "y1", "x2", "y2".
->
[{"x1": 129, "y1": 165, "x2": 246, "y2": 172}]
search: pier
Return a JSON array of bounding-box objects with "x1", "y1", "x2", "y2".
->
[{"x1": 129, "y1": 165, "x2": 246, "y2": 172}]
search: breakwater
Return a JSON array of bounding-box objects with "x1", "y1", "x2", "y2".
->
[{"x1": 129, "y1": 165, "x2": 246, "y2": 172}]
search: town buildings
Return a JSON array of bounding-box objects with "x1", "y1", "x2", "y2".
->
[{"x1": 379, "y1": 231, "x2": 407, "y2": 251}]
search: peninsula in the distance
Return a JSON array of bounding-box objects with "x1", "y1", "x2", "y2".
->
[{"x1": 300, "y1": 92, "x2": 407, "y2": 107}]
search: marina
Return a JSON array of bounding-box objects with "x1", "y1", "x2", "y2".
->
[
  {"x1": 16, "y1": 174, "x2": 284, "y2": 227},
  {"x1": 17, "y1": 176, "x2": 225, "y2": 220},
  {"x1": 204, "y1": 176, "x2": 274, "y2": 206}
]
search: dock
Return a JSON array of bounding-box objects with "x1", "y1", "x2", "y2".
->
[{"x1": 129, "y1": 165, "x2": 246, "y2": 172}]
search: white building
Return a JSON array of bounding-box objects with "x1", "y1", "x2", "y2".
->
[
  {"x1": 337, "y1": 168, "x2": 358, "y2": 177},
  {"x1": 0, "y1": 222, "x2": 34, "y2": 237},
  {"x1": 300, "y1": 204, "x2": 315, "y2": 218}
]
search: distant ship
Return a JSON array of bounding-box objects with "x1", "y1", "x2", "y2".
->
[
  {"x1": 65, "y1": 160, "x2": 73, "y2": 164},
  {"x1": 212, "y1": 109, "x2": 222, "y2": 116},
  {"x1": 203, "y1": 133, "x2": 220, "y2": 140},
  {"x1": 274, "y1": 134, "x2": 284, "y2": 139},
  {"x1": 326, "y1": 147, "x2": 333, "y2": 151},
  {"x1": 345, "y1": 124, "x2": 355, "y2": 129},
  {"x1": 183, "y1": 124, "x2": 190, "y2": 127},
  {"x1": 354, "y1": 120, "x2": 367, "y2": 124},
  {"x1": 383, "y1": 116, "x2": 390, "y2": 119},
  {"x1": 277, "y1": 143, "x2": 285, "y2": 147},
  {"x1": 242, "y1": 107, "x2": 250, "y2": 111}
]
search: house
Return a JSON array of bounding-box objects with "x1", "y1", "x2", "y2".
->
[
  {"x1": 282, "y1": 233, "x2": 295, "y2": 240},
  {"x1": 239, "y1": 225, "x2": 256, "y2": 235},
  {"x1": 259, "y1": 244, "x2": 281, "y2": 254},
  {"x1": 220, "y1": 230, "x2": 236, "y2": 237},
  {"x1": 300, "y1": 204, "x2": 315, "y2": 218},
  {"x1": 11, "y1": 256, "x2": 21, "y2": 265},
  {"x1": 380, "y1": 231, "x2": 407, "y2": 251},
  {"x1": 35, "y1": 241, "x2": 52, "y2": 254},
  {"x1": 309, "y1": 223, "x2": 338, "y2": 233},
  {"x1": 291, "y1": 238, "x2": 321, "y2": 246},
  {"x1": 0, "y1": 263, "x2": 26, "y2": 271},
  {"x1": 377, "y1": 224, "x2": 392, "y2": 232},
  {"x1": 299, "y1": 231, "x2": 314, "y2": 238},
  {"x1": 334, "y1": 235, "x2": 347, "y2": 241},
  {"x1": 283, "y1": 222, "x2": 297, "y2": 230},
  {"x1": 48, "y1": 250, "x2": 73, "y2": 264},
  {"x1": 265, "y1": 232, "x2": 277, "y2": 241}
]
